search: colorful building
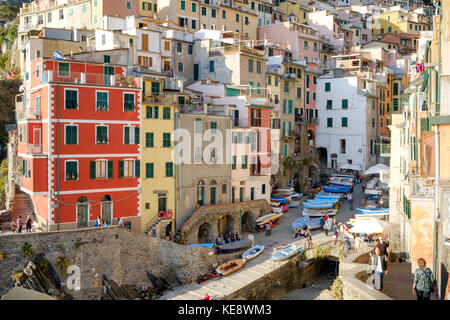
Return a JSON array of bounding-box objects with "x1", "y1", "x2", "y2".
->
[{"x1": 16, "y1": 56, "x2": 142, "y2": 231}]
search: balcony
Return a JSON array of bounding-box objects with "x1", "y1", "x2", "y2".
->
[
  {"x1": 410, "y1": 176, "x2": 435, "y2": 198},
  {"x1": 380, "y1": 143, "x2": 391, "y2": 158},
  {"x1": 42, "y1": 71, "x2": 140, "y2": 88},
  {"x1": 27, "y1": 144, "x2": 42, "y2": 155}
]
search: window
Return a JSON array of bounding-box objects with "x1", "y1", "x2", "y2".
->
[
  {"x1": 236, "y1": 14, "x2": 239, "y2": 22},
  {"x1": 191, "y1": 2, "x2": 196, "y2": 12},
  {"x1": 297, "y1": 68, "x2": 301, "y2": 78},
  {"x1": 59, "y1": 9, "x2": 64, "y2": 20},
  {"x1": 124, "y1": 93, "x2": 135, "y2": 111},
  {"x1": 188, "y1": 44, "x2": 193, "y2": 54},
  {"x1": 210, "y1": 122, "x2": 217, "y2": 134},
  {"x1": 58, "y1": 62, "x2": 70, "y2": 77},
  {"x1": 195, "y1": 147, "x2": 203, "y2": 163},
  {"x1": 145, "y1": 163, "x2": 154, "y2": 178},
  {"x1": 166, "y1": 162, "x2": 174, "y2": 177},
  {"x1": 202, "y1": 7, "x2": 206, "y2": 16},
  {"x1": 177, "y1": 42, "x2": 182, "y2": 53},
  {"x1": 340, "y1": 139, "x2": 346, "y2": 153},
  {"x1": 178, "y1": 62, "x2": 183, "y2": 72},
  {"x1": 119, "y1": 159, "x2": 137, "y2": 178},
  {"x1": 194, "y1": 118, "x2": 202, "y2": 134},
  {"x1": 69, "y1": 8, "x2": 74, "y2": 16},
  {"x1": 91, "y1": 160, "x2": 113, "y2": 179},
  {"x1": 327, "y1": 118, "x2": 333, "y2": 128},
  {"x1": 104, "y1": 55, "x2": 110, "y2": 64},
  {"x1": 306, "y1": 92, "x2": 310, "y2": 105},
  {"x1": 325, "y1": 82, "x2": 331, "y2": 91},
  {"x1": 232, "y1": 156, "x2": 237, "y2": 170},
  {"x1": 192, "y1": 19, "x2": 196, "y2": 29},
  {"x1": 313, "y1": 42, "x2": 318, "y2": 52},
  {"x1": 297, "y1": 87, "x2": 301, "y2": 99},
  {"x1": 284, "y1": 81, "x2": 289, "y2": 93},
  {"x1": 248, "y1": 59, "x2": 253, "y2": 72},
  {"x1": 209, "y1": 60, "x2": 214, "y2": 72},
  {"x1": 245, "y1": 16, "x2": 249, "y2": 25},
  {"x1": 34, "y1": 96, "x2": 41, "y2": 116},
  {"x1": 256, "y1": 61, "x2": 261, "y2": 74},
  {"x1": 163, "y1": 107, "x2": 171, "y2": 119},
  {"x1": 342, "y1": 117, "x2": 348, "y2": 127},
  {"x1": 163, "y1": 133, "x2": 171, "y2": 147},
  {"x1": 126, "y1": 0, "x2": 131, "y2": 9},
  {"x1": 211, "y1": 9, "x2": 216, "y2": 18},
  {"x1": 145, "y1": 132, "x2": 154, "y2": 148},
  {"x1": 242, "y1": 155, "x2": 248, "y2": 169},
  {"x1": 306, "y1": 75, "x2": 310, "y2": 88},
  {"x1": 96, "y1": 91, "x2": 108, "y2": 110},
  {"x1": 151, "y1": 82, "x2": 161, "y2": 95},
  {"x1": 65, "y1": 161, "x2": 78, "y2": 181},
  {"x1": 304, "y1": 40, "x2": 308, "y2": 50},
  {"x1": 65, "y1": 125, "x2": 78, "y2": 145},
  {"x1": 275, "y1": 77, "x2": 278, "y2": 86},
  {"x1": 96, "y1": 126, "x2": 108, "y2": 144},
  {"x1": 267, "y1": 76, "x2": 271, "y2": 86},
  {"x1": 342, "y1": 99, "x2": 348, "y2": 109},
  {"x1": 124, "y1": 126, "x2": 139, "y2": 145},
  {"x1": 326, "y1": 100, "x2": 332, "y2": 110},
  {"x1": 65, "y1": 89, "x2": 78, "y2": 109},
  {"x1": 164, "y1": 41, "x2": 170, "y2": 51},
  {"x1": 222, "y1": 184, "x2": 227, "y2": 194},
  {"x1": 36, "y1": 63, "x2": 40, "y2": 79},
  {"x1": 47, "y1": 12, "x2": 52, "y2": 23}
]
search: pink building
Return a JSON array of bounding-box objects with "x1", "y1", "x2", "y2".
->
[
  {"x1": 258, "y1": 22, "x2": 320, "y2": 65},
  {"x1": 308, "y1": 10, "x2": 345, "y2": 54}
]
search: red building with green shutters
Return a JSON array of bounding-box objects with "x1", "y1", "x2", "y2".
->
[{"x1": 16, "y1": 56, "x2": 142, "y2": 231}]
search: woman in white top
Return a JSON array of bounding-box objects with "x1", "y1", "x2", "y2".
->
[{"x1": 371, "y1": 246, "x2": 388, "y2": 291}]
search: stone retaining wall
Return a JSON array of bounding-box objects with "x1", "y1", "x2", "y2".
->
[{"x1": 0, "y1": 226, "x2": 244, "y2": 299}]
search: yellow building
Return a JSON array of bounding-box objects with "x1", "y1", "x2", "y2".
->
[
  {"x1": 140, "y1": 77, "x2": 179, "y2": 235},
  {"x1": 140, "y1": 0, "x2": 159, "y2": 17},
  {"x1": 277, "y1": 1, "x2": 310, "y2": 25},
  {"x1": 372, "y1": 10, "x2": 430, "y2": 39}
]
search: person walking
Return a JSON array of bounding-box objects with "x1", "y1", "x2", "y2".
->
[
  {"x1": 306, "y1": 228, "x2": 313, "y2": 249},
  {"x1": 412, "y1": 258, "x2": 435, "y2": 300},
  {"x1": 371, "y1": 246, "x2": 388, "y2": 292},
  {"x1": 347, "y1": 192, "x2": 353, "y2": 211},
  {"x1": 333, "y1": 229, "x2": 339, "y2": 246},
  {"x1": 265, "y1": 220, "x2": 272, "y2": 237},
  {"x1": 26, "y1": 216, "x2": 32, "y2": 233},
  {"x1": 17, "y1": 216, "x2": 23, "y2": 234}
]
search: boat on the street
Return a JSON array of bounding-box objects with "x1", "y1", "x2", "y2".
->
[
  {"x1": 215, "y1": 238, "x2": 251, "y2": 254},
  {"x1": 303, "y1": 209, "x2": 337, "y2": 217},
  {"x1": 216, "y1": 259, "x2": 245, "y2": 276},
  {"x1": 255, "y1": 213, "x2": 283, "y2": 231},
  {"x1": 241, "y1": 245, "x2": 265, "y2": 262},
  {"x1": 272, "y1": 244, "x2": 303, "y2": 261},
  {"x1": 303, "y1": 202, "x2": 334, "y2": 209}
]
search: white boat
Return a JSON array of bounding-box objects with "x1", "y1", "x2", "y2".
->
[
  {"x1": 270, "y1": 201, "x2": 281, "y2": 206},
  {"x1": 303, "y1": 209, "x2": 337, "y2": 217},
  {"x1": 255, "y1": 213, "x2": 277, "y2": 224},
  {"x1": 272, "y1": 244, "x2": 303, "y2": 261},
  {"x1": 272, "y1": 206, "x2": 282, "y2": 214},
  {"x1": 274, "y1": 188, "x2": 295, "y2": 193},
  {"x1": 242, "y1": 245, "x2": 265, "y2": 262}
]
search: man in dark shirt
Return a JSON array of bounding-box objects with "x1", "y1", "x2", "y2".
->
[{"x1": 369, "y1": 236, "x2": 391, "y2": 265}]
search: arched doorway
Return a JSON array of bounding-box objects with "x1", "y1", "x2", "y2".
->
[
  {"x1": 218, "y1": 214, "x2": 234, "y2": 236},
  {"x1": 197, "y1": 222, "x2": 213, "y2": 243},
  {"x1": 77, "y1": 196, "x2": 89, "y2": 228},
  {"x1": 317, "y1": 147, "x2": 327, "y2": 168},
  {"x1": 308, "y1": 129, "x2": 315, "y2": 145},
  {"x1": 240, "y1": 211, "x2": 255, "y2": 233},
  {"x1": 197, "y1": 180, "x2": 205, "y2": 206},
  {"x1": 101, "y1": 195, "x2": 112, "y2": 225}
]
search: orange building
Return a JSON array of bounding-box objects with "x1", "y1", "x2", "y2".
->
[{"x1": 16, "y1": 57, "x2": 142, "y2": 231}]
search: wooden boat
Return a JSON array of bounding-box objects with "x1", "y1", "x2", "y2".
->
[
  {"x1": 305, "y1": 199, "x2": 337, "y2": 204},
  {"x1": 303, "y1": 209, "x2": 337, "y2": 217},
  {"x1": 216, "y1": 259, "x2": 245, "y2": 276},
  {"x1": 271, "y1": 196, "x2": 287, "y2": 203},
  {"x1": 241, "y1": 245, "x2": 265, "y2": 262},
  {"x1": 215, "y1": 238, "x2": 251, "y2": 254},
  {"x1": 256, "y1": 212, "x2": 283, "y2": 226},
  {"x1": 272, "y1": 244, "x2": 303, "y2": 261}
]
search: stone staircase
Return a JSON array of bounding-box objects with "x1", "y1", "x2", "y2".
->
[
  {"x1": 144, "y1": 216, "x2": 162, "y2": 237},
  {"x1": 11, "y1": 191, "x2": 42, "y2": 231}
]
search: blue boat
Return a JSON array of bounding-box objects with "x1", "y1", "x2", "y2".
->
[
  {"x1": 303, "y1": 202, "x2": 334, "y2": 209},
  {"x1": 185, "y1": 243, "x2": 215, "y2": 248},
  {"x1": 329, "y1": 182, "x2": 353, "y2": 187},
  {"x1": 271, "y1": 196, "x2": 287, "y2": 203},
  {"x1": 305, "y1": 200, "x2": 337, "y2": 205},
  {"x1": 323, "y1": 185, "x2": 350, "y2": 193},
  {"x1": 272, "y1": 244, "x2": 304, "y2": 261},
  {"x1": 315, "y1": 194, "x2": 341, "y2": 200},
  {"x1": 291, "y1": 216, "x2": 311, "y2": 229},
  {"x1": 357, "y1": 208, "x2": 389, "y2": 214}
]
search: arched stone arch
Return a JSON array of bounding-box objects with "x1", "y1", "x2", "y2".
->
[
  {"x1": 197, "y1": 222, "x2": 213, "y2": 243},
  {"x1": 240, "y1": 210, "x2": 256, "y2": 233}
]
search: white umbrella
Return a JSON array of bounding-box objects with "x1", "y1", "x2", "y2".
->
[
  {"x1": 349, "y1": 218, "x2": 398, "y2": 234},
  {"x1": 363, "y1": 163, "x2": 390, "y2": 176}
]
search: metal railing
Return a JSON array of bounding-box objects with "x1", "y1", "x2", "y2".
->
[
  {"x1": 411, "y1": 177, "x2": 435, "y2": 198},
  {"x1": 27, "y1": 144, "x2": 42, "y2": 155},
  {"x1": 42, "y1": 70, "x2": 140, "y2": 88}
]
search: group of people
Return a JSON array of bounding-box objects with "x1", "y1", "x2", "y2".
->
[
  {"x1": 11, "y1": 216, "x2": 33, "y2": 234},
  {"x1": 292, "y1": 226, "x2": 313, "y2": 249},
  {"x1": 94, "y1": 216, "x2": 109, "y2": 227},
  {"x1": 215, "y1": 231, "x2": 241, "y2": 245}
]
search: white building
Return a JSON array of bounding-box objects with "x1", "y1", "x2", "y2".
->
[{"x1": 315, "y1": 70, "x2": 378, "y2": 171}]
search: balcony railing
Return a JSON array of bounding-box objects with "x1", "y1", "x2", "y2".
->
[
  {"x1": 27, "y1": 144, "x2": 42, "y2": 155},
  {"x1": 411, "y1": 177, "x2": 435, "y2": 198},
  {"x1": 42, "y1": 71, "x2": 140, "y2": 88}
]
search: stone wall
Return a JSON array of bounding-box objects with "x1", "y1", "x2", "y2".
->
[
  {"x1": 0, "y1": 226, "x2": 244, "y2": 299},
  {"x1": 225, "y1": 257, "x2": 330, "y2": 300},
  {"x1": 180, "y1": 199, "x2": 272, "y2": 244}
]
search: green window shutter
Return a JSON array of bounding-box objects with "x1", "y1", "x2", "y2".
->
[
  {"x1": 166, "y1": 162, "x2": 173, "y2": 177},
  {"x1": 119, "y1": 160, "x2": 124, "y2": 178},
  {"x1": 242, "y1": 155, "x2": 247, "y2": 169},
  {"x1": 288, "y1": 121, "x2": 292, "y2": 135},
  {"x1": 306, "y1": 92, "x2": 310, "y2": 104},
  {"x1": 420, "y1": 117, "x2": 430, "y2": 131},
  {"x1": 327, "y1": 118, "x2": 333, "y2": 127},
  {"x1": 342, "y1": 117, "x2": 348, "y2": 127},
  {"x1": 154, "y1": 106, "x2": 159, "y2": 119},
  {"x1": 22, "y1": 159, "x2": 26, "y2": 176},
  {"x1": 146, "y1": 106, "x2": 152, "y2": 118},
  {"x1": 325, "y1": 82, "x2": 331, "y2": 91},
  {"x1": 163, "y1": 133, "x2": 171, "y2": 147},
  {"x1": 66, "y1": 126, "x2": 77, "y2": 145},
  {"x1": 342, "y1": 99, "x2": 348, "y2": 109},
  {"x1": 288, "y1": 100, "x2": 293, "y2": 113},
  {"x1": 107, "y1": 160, "x2": 113, "y2": 178},
  {"x1": 135, "y1": 160, "x2": 140, "y2": 177},
  {"x1": 163, "y1": 107, "x2": 171, "y2": 119},
  {"x1": 146, "y1": 132, "x2": 154, "y2": 147},
  {"x1": 134, "y1": 127, "x2": 140, "y2": 145},
  {"x1": 124, "y1": 94, "x2": 135, "y2": 111},
  {"x1": 90, "y1": 161, "x2": 96, "y2": 179},
  {"x1": 146, "y1": 163, "x2": 154, "y2": 178},
  {"x1": 124, "y1": 127, "x2": 130, "y2": 144}
]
